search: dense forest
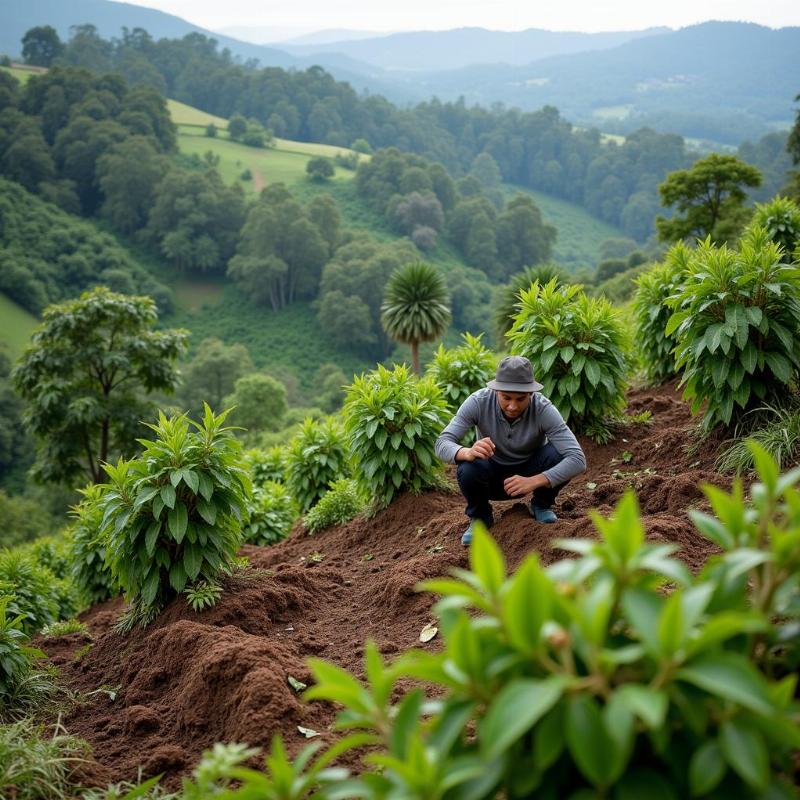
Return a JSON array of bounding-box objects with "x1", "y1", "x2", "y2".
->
[{"x1": 15, "y1": 24, "x2": 794, "y2": 241}]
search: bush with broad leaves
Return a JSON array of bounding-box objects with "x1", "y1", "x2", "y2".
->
[
  {"x1": 285, "y1": 418, "x2": 350, "y2": 513},
  {"x1": 101, "y1": 406, "x2": 251, "y2": 630},
  {"x1": 666, "y1": 227, "x2": 800, "y2": 429},
  {"x1": 344, "y1": 364, "x2": 449, "y2": 509},
  {"x1": 507, "y1": 279, "x2": 630, "y2": 442},
  {"x1": 242, "y1": 481, "x2": 297, "y2": 546}
]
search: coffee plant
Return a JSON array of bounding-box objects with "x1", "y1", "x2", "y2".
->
[
  {"x1": 633, "y1": 243, "x2": 691, "y2": 384},
  {"x1": 344, "y1": 364, "x2": 449, "y2": 509},
  {"x1": 0, "y1": 551, "x2": 60, "y2": 635},
  {"x1": 507, "y1": 279, "x2": 630, "y2": 442},
  {"x1": 304, "y1": 478, "x2": 365, "y2": 534},
  {"x1": 493, "y1": 263, "x2": 569, "y2": 341},
  {"x1": 17, "y1": 537, "x2": 80, "y2": 621},
  {"x1": 245, "y1": 446, "x2": 288, "y2": 486},
  {"x1": 666, "y1": 227, "x2": 800, "y2": 429},
  {"x1": 0, "y1": 596, "x2": 44, "y2": 716},
  {"x1": 241, "y1": 481, "x2": 297, "y2": 546},
  {"x1": 67, "y1": 484, "x2": 118, "y2": 606},
  {"x1": 695, "y1": 442, "x2": 800, "y2": 676},
  {"x1": 426, "y1": 332, "x2": 497, "y2": 411},
  {"x1": 748, "y1": 196, "x2": 800, "y2": 258},
  {"x1": 285, "y1": 418, "x2": 350, "y2": 512},
  {"x1": 101, "y1": 405, "x2": 251, "y2": 629}
]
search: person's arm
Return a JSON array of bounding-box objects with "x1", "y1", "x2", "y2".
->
[
  {"x1": 435, "y1": 394, "x2": 487, "y2": 463},
  {"x1": 539, "y1": 401, "x2": 587, "y2": 485}
]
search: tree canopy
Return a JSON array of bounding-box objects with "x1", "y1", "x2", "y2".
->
[
  {"x1": 656, "y1": 154, "x2": 762, "y2": 244},
  {"x1": 13, "y1": 287, "x2": 188, "y2": 485}
]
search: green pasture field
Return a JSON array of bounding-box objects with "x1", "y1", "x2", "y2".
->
[
  {"x1": 167, "y1": 99, "x2": 228, "y2": 128},
  {"x1": 0, "y1": 64, "x2": 45, "y2": 85},
  {"x1": 176, "y1": 127, "x2": 355, "y2": 192},
  {"x1": 0, "y1": 293, "x2": 38, "y2": 359},
  {"x1": 504, "y1": 184, "x2": 626, "y2": 271}
]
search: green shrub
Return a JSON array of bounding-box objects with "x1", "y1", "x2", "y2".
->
[
  {"x1": 0, "y1": 550, "x2": 60, "y2": 634},
  {"x1": 492, "y1": 263, "x2": 568, "y2": 342},
  {"x1": 67, "y1": 484, "x2": 117, "y2": 606},
  {"x1": 666, "y1": 227, "x2": 800, "y2": 429},
  {"x1": 344, "y1": 364, "x2": 449, "y2": 509},
  {"x1": 507, "y1": 279, "x2": 630, "y2": 442},
  {"x1": 0, "y1": 718, "x2": 89, "y2": 800},
  {"x1": 633, "y1": 243, "x2": 691, "y2": 383},
  {"x1": 426, "y1": 332, "x2": 497, "y2": 411},
  {"x1": 304, "y1": 478, "x2": 365, "y2": 534},
  {"x1": 748, "y1": 196, "x2": 800, "y2": 258},
  {"x1": 244, "y1": 446, "x2": 288, "y2": 486},
  {"x1": 20, "y1": 536, "x2": 70, "y2": 579},
  {"x1": 101, "y1": 406, "x2": 251, "y2": 629},
  {"x1": 285, "y1": 417, "x2": 350, "y2": 512},
  {"x1": 0, "y1": 596, "x2": 44, "y2": 717},
  {"x1": 242, "y1": 481, "x2": 297, "y2": 546},
  {"x1": 0, "y1": 490, "x2": 54, "y2": 548}
]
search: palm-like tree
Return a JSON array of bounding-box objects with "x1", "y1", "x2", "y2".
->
[{"x1": 381, "y1": 261, "x2": 451, "y2": 374}]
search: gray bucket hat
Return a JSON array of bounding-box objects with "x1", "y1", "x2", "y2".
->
[{"x1": 487, "y1": 355, "x2": 543, "y2": 393}]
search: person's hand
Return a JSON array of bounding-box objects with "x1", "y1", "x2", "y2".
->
[
  {"x1": 503, "y1": 474, "x2": 537, "y2": 497},
  {"x1": 463, "y1": 437, "x2": 495, "y2": 461}
]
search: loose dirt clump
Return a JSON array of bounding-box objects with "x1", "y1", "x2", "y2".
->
[{"x1": 41, "y1": 381, "x2": 734, "y2": 788}]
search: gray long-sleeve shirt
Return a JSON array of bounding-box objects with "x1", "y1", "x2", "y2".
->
[{"x1": 435, "y1": 388, "x2": 587, "y2": 487}]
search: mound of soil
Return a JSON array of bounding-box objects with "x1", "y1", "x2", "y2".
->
[{"x1": 41, "y1": 382, "x2": 732, "y2": 788}]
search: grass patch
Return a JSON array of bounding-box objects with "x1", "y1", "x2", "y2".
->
[
  {"x1": 166, "y1": 290, "x2": 372, "y2": 392},
  {"x1": 503, "y1": 183, "x2": 626, "y2": 272},
  {"x1": 176, "y1": 129, "x2": 354, "y2": 194},
  {"x1": 173, "y1": 276, "x2": 225, "y2": 313},
  {"x1": 0, "y1": 64, "x2": 45, "y2": 85},
  {"x1": 0, "y1": 293, "x2": 38, "y2": 359},
  {"x1": 167, "y1": 98, "x2": 227, "y2": 128},
  {"x1": 0, "y1": 718, "x2": 88, "y2": 799}
]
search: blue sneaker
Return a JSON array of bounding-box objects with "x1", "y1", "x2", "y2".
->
[
  {"x1": 460, "y1": 522, "x2": 476, "y2": 547},
  {"x1": 529, "y1": 503, "x2": 558, "y2": 523}
]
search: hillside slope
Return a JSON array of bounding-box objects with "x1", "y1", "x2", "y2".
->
[{"x1": 42, "y1": 382, "x2": 729, "y2": 788}]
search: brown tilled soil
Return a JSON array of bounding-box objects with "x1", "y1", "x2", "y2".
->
[{"x1": 40, "y1": 381, "x2": 733, "y2": 789}]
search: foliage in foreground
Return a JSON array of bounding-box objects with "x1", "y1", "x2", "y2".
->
[
  {"x1": 344, "y1": 364, "x2": 449, "y2": 509},
  {"x1": 633, "y1": 244, "x2": 691, "y2": 383},
  {"x1": 194, "y1": 443, "x2": 800, "y2": 799},
  {"x1": 748, "y1": 195, "x2": 800, "y2": 257},
  {"x1": 507, "y1": 279, "x2": 629, "y2": 442},
  {"x1": 426, "y1": 332, "x2": 497, "y2": 412},
  {"x1": 285, "y1": 418, "x2": 350, "y2": 513},
  {"x1": 666, "y1": 226, "x2": 800, "y2": 429},
  {"x1": 241, "y1": 481, "x2": 297, "y2": 546},
  {"x1": 101, "y1": 406, "x2": 251, "y2": 629},
  {"x1": 0, "y1": 718, "x2": 88, "y2": 800},
  {"x1": 304, "y1": 478, "x2": 365, "y2": 534}
]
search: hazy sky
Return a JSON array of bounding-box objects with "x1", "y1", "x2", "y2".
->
[{"x1": 127, "y1": 0, "x2": 800, "y2": 35}]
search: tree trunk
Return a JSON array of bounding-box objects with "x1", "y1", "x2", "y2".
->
[{"x1": 411, "y1": 340, "x2": 421, "y2": 375}]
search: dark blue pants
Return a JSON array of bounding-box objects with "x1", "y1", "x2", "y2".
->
[{"x1": 456, "y1": 443, "x2": 567, "y2": 528}]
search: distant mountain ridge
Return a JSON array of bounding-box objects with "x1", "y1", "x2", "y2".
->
[{"x1": 278, "y1": 26, "x2": 671, "y2": 71}]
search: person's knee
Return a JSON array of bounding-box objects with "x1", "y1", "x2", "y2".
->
[{"x1": 457, "y1": 458, "x2": 490, "y2": 489}]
